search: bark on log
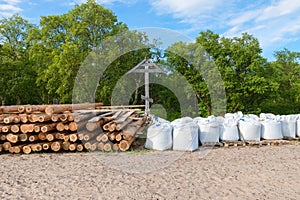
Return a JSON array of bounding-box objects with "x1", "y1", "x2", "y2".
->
[
  {"x1": 45, "y1": 103, "x2": 103, "y2": 115},
  {"x1": 29, "y1": 135, "x2": 39, "y2": 142},
  {"x1": 41, "y1": 123, "x2": 57, "y2": 133},
  {"x1": 25, "y1": 105, "x2": 47, "y2": 113}
]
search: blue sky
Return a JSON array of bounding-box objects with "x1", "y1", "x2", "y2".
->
[{"x1": 1, "y1": 0, "x2": 300, "y2": 61}]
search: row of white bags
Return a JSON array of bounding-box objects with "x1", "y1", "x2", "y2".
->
[{"x1": 145, "y1": 113, "x2": 300, "y2": 151}]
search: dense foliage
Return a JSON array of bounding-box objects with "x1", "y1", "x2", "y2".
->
[{"x1": 1, "y1": 0, "x2": 300, "y2": 120}]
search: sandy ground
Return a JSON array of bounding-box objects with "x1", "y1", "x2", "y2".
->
[{"x1": 0, "y1": 143, "x2": 300, "y2": 200}]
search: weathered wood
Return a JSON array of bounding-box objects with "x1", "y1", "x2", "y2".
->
[
  {"x1": 84, "y1": 142, "x2": 92, "y2": 150},
  {"x1": 83, "y1": 132, "x2": 97, "y2": 141},
  {"x1": 115, "y1": 118, "x2": 133, "y2": 131}
]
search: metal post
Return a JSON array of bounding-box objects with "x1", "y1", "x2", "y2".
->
[{"x1": 145, "y1": 63, "x2": 150, "y2": 116}]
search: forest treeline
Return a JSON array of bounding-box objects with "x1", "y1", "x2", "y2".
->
[{"x1": 1, "y1": 0, "x2": 300, "y2": 120}]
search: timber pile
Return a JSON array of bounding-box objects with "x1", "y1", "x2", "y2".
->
[{"x1": 0, "y1": 103, "x2": 146, "y2": 154}]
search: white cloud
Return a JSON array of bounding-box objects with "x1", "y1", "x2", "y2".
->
[
  {"x1": 257, "y1": 0, "x2": 300, "y2": 21},
  {"x1": 149, "y1": 0, "x2": 300, "y2": 58},
  {"x1": 0, "y1": 0, "x2": 23, "y2": 17}
]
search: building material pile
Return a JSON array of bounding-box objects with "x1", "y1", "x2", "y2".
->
[{"x1": 0, "y1": 103, "x2": 146, "y2": 154}]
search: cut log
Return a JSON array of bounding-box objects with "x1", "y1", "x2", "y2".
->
[
  {"x1": 67, "y1": 113, "x2": 74, "y2": 122},
  {"x1": 68, "y1": 122, "x2": 79, "y2": 131},
  {"x1": 41, "y1": 123, "x2": 57, "y2": 133},
  {"x1": 3, "y1": 115, "x2": 17, "y2": 124},
  {"x1": 3, "y1": 142, "x2": 11, "y2": 151},
  {"x1": 113, "y1": 143, "x2": 119, "y2": 151},
  {"x1": 0, "y1": 144, "x2": 3, "y2": 152},
  {"x1": 90, "y1": 142, "x2": 97, "y2": 151},
  {"x1": 37, "y1": 114, "x2": 52, "y2": 122},
  {"x1": 29, "y1": 135, "x2": 39, "y2": 142},
  {"x1": 116, "y1": 118, "x2": 133, "y2": 131},
  {"x1": 17, "y1": 105, "x2": 25, "y2": 113},
  {"x1": 56, "y1": 122, "x2": 66, "y2": 131},
  {"x1": 63, "y1": 135, "x2": 70, "y2": 142},
  {"x1": 69, "y1": 133, "x2": 78, "y2": 142},
  {"x1": 96, "y1": 133, "x2": 104, "y2": 142},
  {"x1": 103, "y1": 142, "x2": 112, "y2": 152},
  {"x1": 22, "y1": 145, "x2": 31, "y2": 154},
  {"x1": 69, "y1": 143, "x2": 77, "y2": 151},
  {"x1": 76, "y1": 144, "x2": 84, "y2": 152},
  {"x1": 20, "y1": 124, "x2": 34, "y2": 133},
  {"x1": 59, "y1": 113, "x2": 68, "y2": 122},
  {"x1": 2, "y1": 125, "x2": 10, "y2": 133},
  {"x1": 51, "y1": 114, "x2": 60, "y2": 122},
  {"x1": 45, "y1": 102, "x2": 103, "y2": 115},
  {"x1": 19, "y1": 133, "x2": 30, "y2": 142},
  {"x1": 38, "y1": 132, "x2": 46, "y2": 141},
  {"x1": 84, "y1": 142, "x2": 92, "y2": 150},
  {"x1": 6, "y1": 133, "x2": 18, "y2": 143},
  {"x1": 11, "y1": 124, "x2": 20, "y2": 133},
  {"x1": 83, "y1": 132, "x2": 97, "y2": 141},
  {"x1": 46, "y1": 133, "x2": 55, "y2": 141},
  {"x1": 115, "y1": 133, "x2": 123, "y2": 142},
  {"x1": 2, "y1": 105, "x2": 20, "y2": 113},
  {"x1": 86, "y1": 121, "x2": 101, "y2": 132},
  {"x1": 1, "y1": 134, "x2": 7, "y2": 141},
  {"x1": 19, "y1": 114, "x2": 28, "y2": 123},
  {"x1": 25, "y1": 105, "x2": 47, "y2": 113},
  {"x1": 42, "y1": 143, "x2": 50, "y2": 150},
  {"x1": 51, "y1": 141, "x2": 62, "y2": 152},
  {"x1": 101, "y1": 134, "x2": 109, "y2": 143},
  {"x1": 97, "y1": 142, "x2": 104, "y2": 151},
  {"x1": 64, "y1": 124, "x2": 69, "y2": 131},
  {"x1": 62, "y1": 141, "x2": 71, "y2": 151}
]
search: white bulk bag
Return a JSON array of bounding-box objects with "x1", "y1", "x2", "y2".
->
[
  {"x1": 145, "y1": 117, "x2": 173, "y2": 151},
  {"x1": 220, "y1": 115, "x2": 239, "y2": 141},
  {"x1": 238, "y1": 116, "x2": 261, "y2": 141},
  {"x1": 171, "y1": 117, "x2": 199, "y2": 151},
  {"x1": 261, "y1": 119, "x2": 283, "y2": 139},
  {"x1": 280, "y1": 115, "x2": 297, "y2": 138},
  {"x1": 297, "y1": 118, "x2": 300, "y2": 137},
  {"x1": 194, "y1": 116, "x2": 220, "y2": 144}
]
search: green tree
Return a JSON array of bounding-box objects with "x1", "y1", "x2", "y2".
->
[
  {"x1": 29, "y1": 0, "x2": 128, "y2": 103},
  {"x1": 0, "y1": 14, "x2": 40, "y2": 105}
]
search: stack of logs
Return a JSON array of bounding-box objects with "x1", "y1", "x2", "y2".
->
[{"x1": 0, "y1": 103, "x2": 146, "y2": 154}]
